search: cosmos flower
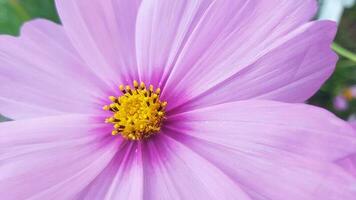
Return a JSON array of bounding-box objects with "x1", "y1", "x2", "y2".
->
[{"x1": 0, "y1": 0, "x2": 356, "y2": 199}]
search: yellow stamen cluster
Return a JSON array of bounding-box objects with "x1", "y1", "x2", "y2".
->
[{"x1": 103, "y1": 80, "x2": 167, "y2": 140}]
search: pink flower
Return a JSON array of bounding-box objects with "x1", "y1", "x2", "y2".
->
[
  {"x1": 334, "y1": 95, "x2": 349, "y2": 111},
  {"x1": 333, "y1": 85, "x2": 356, "y2": 111},
  {"x1": 0, "y1": 0, "x2": 356, "y2": 199}
]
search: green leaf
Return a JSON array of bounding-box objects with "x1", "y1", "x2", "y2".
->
[{"x1": 0, "y1": 0, "x2": 59, "y2": 35}]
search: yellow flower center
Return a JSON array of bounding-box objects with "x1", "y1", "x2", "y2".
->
[{"x1": 103, "y1": 80, "x2": 167, "y2": 140}]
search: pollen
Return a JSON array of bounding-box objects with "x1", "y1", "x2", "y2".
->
[{"x1": 103, "y1": 80, "x2": 167, "y2": 140}]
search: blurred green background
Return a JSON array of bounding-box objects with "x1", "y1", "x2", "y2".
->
[{"x1": 0, "y1": 0, "x2": 355, "y2": 120}]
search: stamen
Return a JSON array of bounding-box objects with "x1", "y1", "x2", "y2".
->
[
  {"x1": 119, "y1": 85, "x2": 126, "y2": 94},
  {"x1": 140, "y1": 82, "x2": 146, "y2": 90},
  {"x1": 103, "y1": 80, "x2": 167, "y2": 140},
  {"x1": 133, "y1": 80, "x2": 139, "y2": 89}
]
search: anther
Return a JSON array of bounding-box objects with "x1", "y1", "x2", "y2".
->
[
  {"x1": 119, "y1": 85, "x2": 126, "y2": 94},
  {"x1": 153, "y1": 94, "x2": 158, "y2": 103},
  {"x1": 109, "y1": 96, "x2": 116, "y2": 102},
  {"x1": 125, "y1": 85, "x2": 133, "y2": 95},
  {"x1": 109, "y1": 103, "x2": 118, "y2": 111},
  {"x1": 106, "y1": 117, "x2": 115, "y2": 123},
  {"x1": 112, "y1": 130, "x2": 118, "y2": 135},
  {"x1": 140, "y1": 82, "x2": 146, "y2": 90},
  {"x1": 133, "y1": 80, "x2": 139, "y2": 89},
  {"x1": 148, "y1": 85, "x2": 154, "y2": 97},
  {"x1": 103, "y1": 105, "x2": 110, "y2": 111}
]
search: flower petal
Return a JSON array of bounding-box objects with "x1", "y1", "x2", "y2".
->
[
  {"x1": 76, "y1": 142, "x2": 144, "y2": 200},
  {"x1": 338, "y1": 155, "x2": 356, "y2": 177},
  {"x1": 167, "y1": 21, "x2": 337, "y2": 112},
  {"x1": 337, "y1": 122, "x2": 356, "y2": 177},
  {"x1": 159, "y1": 0, "x2": 319, "y2": 108},
  {"x1": 168, "y1": 100, "x2": 356, "y2": 163},
  {"x1": 0, "y1": 19, "x2": 106, "y2": 119},
  {"x1": 0, "y1": 115, "x2": 118, "y2": 199},
  {"x1": 166, "y1": 101, "x2": 356, "y2": 199},
  {"x1": 55, "y1": 0, "x2": 141, "y2": 84},
  {"x1": 135, "y1": 0, "x2": 211, "y2": 86},
  {"x1": 169, "y1": 135, "x2": 356, "y2": 200},
  {"x1": 351, "y1": 121, "x2": 356, "y2": 130},
  {"x1": 140, "y1": 134, "x2": 251, "y2": 200}
]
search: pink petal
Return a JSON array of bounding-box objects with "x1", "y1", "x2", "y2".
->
[
  {"x1": 0, "y1": 19, "x2": 106, "y2": 119},
  {"x1": 167, "y1": 21, "x2": 337, "y2": 112},
  {"x1": 160, "y1": 0, "x2": 319, "y2": 108},
  {"x1": 166, "y1": 101, "x2": 356, "y2": 199},
  {"x1": 337, "y1": 122, "x2": 356, "y2": 177},
  {"x1": 351, "y1": 121, "x2": 356, "y2": 129},
  {"x1": 0, "y1": 115, "x2": 118, "y2": 199},
  {"x1": 77, "y1": 142, "x2": 144, "y2": 200},
  {"x1": 135, "y1": 0, "x2": 211, "y2": 86},
  {"x1": 169, "y1": 135, "x2": 356, "y2": 200},
  {"x1": 140, "y1": 134, "x2": 251, "y2": 200},
  {"x1": 55, "y1": 0, "x2": 141, "y2": 85},
  {"x1": 167, "y1": 100, "x2": 356, "y2": 163},
  {"x1": 338, "y1": 155, "x2": 356, "y2": 177}
]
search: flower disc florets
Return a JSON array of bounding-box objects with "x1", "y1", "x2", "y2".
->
[{"x1": 103, "y1": 80, "x2": 167, "y2": 140}]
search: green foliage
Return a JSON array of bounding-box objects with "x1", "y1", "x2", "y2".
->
[{"x1": 0, "y1": 0, "x2": 58, "y2": 35}]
